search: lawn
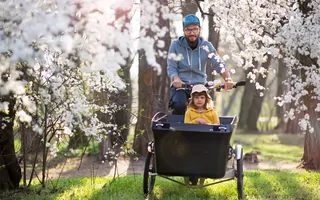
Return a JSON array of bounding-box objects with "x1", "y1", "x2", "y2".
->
[
  {"x1": 1, "y1": 170, "x2": 319, "y2": 200},
  {"x1": 231, "y1": 133, "x2": 304, "y2": 163},
  {"x1": 3, "y1": 132, "x2": 311, "y2": 200}
]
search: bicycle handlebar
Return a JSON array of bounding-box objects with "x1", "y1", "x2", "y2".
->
[
  {"x1": 215, "y1": 80, "x2": 246, "y2": 92},
  {"x1": 177, "y1": 81, "x2": 246, "y2": 92}
]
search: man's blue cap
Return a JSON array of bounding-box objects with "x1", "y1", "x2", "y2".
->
[{"x1": 183, "y1": 14, "x2": 200, "y2": 28}]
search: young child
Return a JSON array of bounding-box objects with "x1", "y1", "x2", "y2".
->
[{"x1": 184, "y1": 84, "x2": 220, "y2": 125}]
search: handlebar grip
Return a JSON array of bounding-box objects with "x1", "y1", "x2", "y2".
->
[
  {"x1": 177, "y1": 84, "x2": 192, "y2": 90},
  {"x1": 216, "y1": 81, "x2": 246, "y2": 91},
  {"x1": 235, "y1": 81, "x2": 246, "y2": 87}
]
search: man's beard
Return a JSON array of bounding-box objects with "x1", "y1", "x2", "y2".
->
[{"x1": 186, "y1": 36, "x2": 198, "y2": 48}]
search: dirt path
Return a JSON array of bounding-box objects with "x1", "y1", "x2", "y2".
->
[{"x1": 47, "y1": 156, "x2": 300, "y2": 179}]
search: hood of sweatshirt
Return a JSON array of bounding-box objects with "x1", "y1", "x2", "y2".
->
[{"x1": 167, "y1": 35, "x2": 226, "y2": 85}]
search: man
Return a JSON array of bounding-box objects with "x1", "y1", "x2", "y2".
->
[{"x1": 167, "y1": 14, "x2": 234, "y2": 115}]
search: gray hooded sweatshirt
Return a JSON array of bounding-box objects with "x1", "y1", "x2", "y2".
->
[{"x1": 167, "y1": 36, "x2": 226, "y2": 85}]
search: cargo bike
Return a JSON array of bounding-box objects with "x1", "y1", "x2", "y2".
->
[{"x1": 143, "y1": 81, "x2": 246, "y2": 199}]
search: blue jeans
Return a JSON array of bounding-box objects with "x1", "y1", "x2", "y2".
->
[{"x1": 169, "y1": 87, "x2": 191, "y2": 115}]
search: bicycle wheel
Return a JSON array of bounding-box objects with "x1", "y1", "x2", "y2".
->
[
  {"x1": 143, "y1": 151, "x2": 156, "y2": 194},
  {"x1": 236, "y1": 146, "x2": 244, "y2": 199}
]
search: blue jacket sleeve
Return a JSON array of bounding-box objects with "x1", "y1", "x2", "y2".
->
[
  {"x1": 206, "y1": 42, "x2": 227, "y2": 73},
  {"x1": 167, "y1": 41, "x2": 179, "y2": 81}
]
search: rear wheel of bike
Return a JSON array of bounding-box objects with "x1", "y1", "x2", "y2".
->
[
  {"x1": 143, "y1": 151, "x2": 156, "y2": 194},
  {"x1": 236, "y1": 146, "x2": 244, "y2": 200}
]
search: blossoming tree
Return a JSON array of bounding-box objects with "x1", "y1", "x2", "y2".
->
[
  {"x1": 0, "y1": 0, "x2": 170, "y2": 189},
  {"x1": 206, "y1": 0, "x2": 320, "y2": 169},
  {"x1": 0, "y1": 0, "x2": 319, "y2": 191}
]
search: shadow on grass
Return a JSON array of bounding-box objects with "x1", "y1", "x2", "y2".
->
[
  {"x1": 90, "y1": 176, "x2": 236, "y2": 200},
  {"x1": 2, "y1": 170, "x2": 318, "y2": 200},
  {"x1": 0, "y1": 178, "x2": 90, "y2": 200},
  {"x1": 90, "y1": 170, "x2": 319, "y2": 200},
  {"x1": 89, "y1": 175, "x2": 144, "y2": 200}
]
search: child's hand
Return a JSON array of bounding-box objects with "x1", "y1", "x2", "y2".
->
[{"x1": 197, "y1": 118, "x2": 207, "y2": 124}]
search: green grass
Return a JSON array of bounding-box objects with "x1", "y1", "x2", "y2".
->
[
  {"x1": 231, "y1": 133, "x2": 304, "y2": 163},
  {"x1": 54, "y1": 139, "x2": 100, "y2": 159},
  {"x1": 14, "y1": 138, "x2": 22, "y2": 153},
  {"x1": 1, "y1": 170, "x2": 319, "y2": 200},
  {"x1": 3, "y1": 132, "x2": 314, "y2": 199}
]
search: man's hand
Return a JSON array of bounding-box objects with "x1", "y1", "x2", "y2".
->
[
  {"x1": 172, "y1": 76, "x2": 184, "y2": 88},
  {"x1": 224, "y1": 77, "x2": 234, "y2": 90},
  {"x1": 197, "y1": 118, "x2": 207, "y2": 124},
  {"x1": 221, "y1": 70, "x2": 234, "y2": 90}
]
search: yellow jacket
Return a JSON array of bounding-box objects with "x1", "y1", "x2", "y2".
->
[{"x1": 184, "y1": 107, "x2": 220, "y2": 124}]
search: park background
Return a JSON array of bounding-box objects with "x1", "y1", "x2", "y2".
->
[{"x1": 0, "y1": 0, "x2": 319, "y2": 199}]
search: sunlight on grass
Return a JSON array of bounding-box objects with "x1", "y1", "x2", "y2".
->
[
  {"x1": 14, "y1": 138, "x2": 21, "y2": 153},
  {"x1": 1, "y1": 171, "x2": 318, "y2": 200},
  {"x1": 8, "y1": 133, "x2": 308, "y2": 200},
  {"x1": 16, "y1": 177, "x2": 111, "y2": 200}
]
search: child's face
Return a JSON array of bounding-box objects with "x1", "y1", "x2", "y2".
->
[{"x1": 193, "y1": 94, "x2": 206, "y2": 108}]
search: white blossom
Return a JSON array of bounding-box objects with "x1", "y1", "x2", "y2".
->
[
  {"x1": 16, "y1": 110, "x2": 32, "y2": 123},
  {"x1": 223, "y1": 55, "x2": 230, "y2": 61},
  {"x1": 168, "y1": 53, "x2": 183, "y2": 61},
  {"x1": 32, "y1": 124, "x2": 43, "y2": 135},
  {"x1": 255, "y1": 82, "x2": 265, "y2": 90},
  {"x1": 201, "y1": 45, "x2": 210, "y2": 52},
  {"x1": 287, "y1": 108, "x2": 296, "y2": 120},
  {"x1": 0, "y1": 102, "x2": 9, "y2": 112}
]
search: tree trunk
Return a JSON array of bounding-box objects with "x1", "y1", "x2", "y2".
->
[
  {"x1": 297, "y1": 51, "x2": 320, "y2": 169},
  {"x1": 133, "y1": 64, "x2": 156, "y2": 156},
  {"x1": 133, "y1": 53, "x2": 170, "y2": 156},
  {"x1": 98, "y1": 66, "x2": 132, "y2": 160},
  {"x1": 274, "y1": 58, "x2": 286, "y2": 131},
  {"x1": 96, "y1": 92, "x2": 112, "y2": 160},
  {"x1": 284, "y1": 109, "x2": 304, "y2": 134},
  {"x1": 112, "y1": 63, "x2": 132, "y2": 147},
  {"x1": 237, "y1": 68, "x2": 255, "y2": 130},
  {"x1": 181, "y1": 0, "x2": 198, "y2": 16},
  {"x1": 99, "y1": 136, "x2": 112, "y2": 161},
  {"x1": 207, "y1": 8, "x2": 219, "y2": 50},
  {"x1": 206, "y1": 8, "x2": 219, "y2": 99},
  {"x1": 223, "y1": 89, "x2": 240, "y2": 116},
  {"x1": 0, "y1": 94, "x2": 21, "y2": 190},
  {"x1": 20, "y1": 125, "x2": 43, "y2": 154},
  {"x1": 98, "y1": 7, "x2": 133, "y2": 159},
  {"x1": 246, "y1": 55, "x2": 272, "y2": 132},
  {"x1": 283, "y1": 67, "x2": 303, "y2": 133},
  {"x1": 133, "y1": 0, "x2": 171, "y2": 156},
  {"x1": 68, "y1": 126, "x2": 88, "y2": 149},
  {"x1": 302, "y1": 100, "x2": 320, "y2": 169},
  {"x1": 112, "y1": 5, "x2": 133, "y2": 144}
]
